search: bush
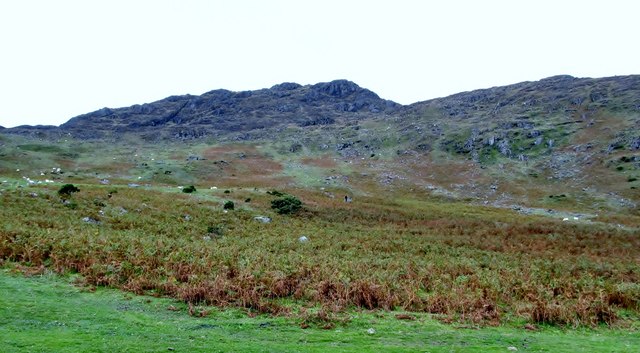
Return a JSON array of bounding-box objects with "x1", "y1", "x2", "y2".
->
[
  {"x1": 271, "y1": 195, "x2": 302, "y2": 215},
  {"x1": 182, "y1": 185, "x2": 196, "y2": 193},
  {"x1": 58, "y1": 184, "x2": 80, "y2": 196},
  {"x1": 223, "y1": 201, "x2": 234, "y2": 210},
  {"x1": 266, "y1": 190, "x2": 285, "y2": 197}
]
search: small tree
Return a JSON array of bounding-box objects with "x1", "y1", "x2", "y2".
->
[
  {"x1": 223, "y1": 201, "x2": 235, "y2": 210},
  {"x1": 182, "y1": 185, "x2": 197, "y2": 193},
  {"x1": 58, "y1": 184, "x2": 80, "y2": 196},
  {"x1": 271, "y1": 195, "x2": 302, "y2": 215}
]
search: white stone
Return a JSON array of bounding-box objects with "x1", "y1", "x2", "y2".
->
[
  {"x1": 298, "y1": 236, "x2": 309, "y2": 243},
  {"x1": 254, "y1": 216, "x2": 272, "y2": 223}
]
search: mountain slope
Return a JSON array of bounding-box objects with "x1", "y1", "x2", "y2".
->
[{"x1": 2, "y1": 75, "x2": 639, "y2": 214}]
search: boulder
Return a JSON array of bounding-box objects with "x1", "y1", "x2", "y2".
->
[{"x1": 254, "y1": 216, "x2": 272, "y2": 223}]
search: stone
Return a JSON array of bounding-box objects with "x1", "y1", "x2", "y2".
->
[
  {"x1": 254, "y1": 216, "x2": 272, "y2": 223},
  {"x1": 82, "y1": 217, "x2": 101, "y2": 225},
  {"x1": 298, "y1": 236, "x2": 309, "y2": 243}
]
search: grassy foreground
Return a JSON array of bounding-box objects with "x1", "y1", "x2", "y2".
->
[{"x1": 2, "y1": 270, "x2": 638, "y2": 353}]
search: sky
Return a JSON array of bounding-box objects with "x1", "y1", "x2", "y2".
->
[{"x1": 0, "y1": 0, "x2": 638, "y2": 128}]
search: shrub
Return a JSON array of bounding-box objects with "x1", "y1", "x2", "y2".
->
[
  {"x1": 628, "y1": 176, "x2": 638, "y2": 182},
  {"x1": 267, "y1": 190, "x2": 285, "y2": 197},
  {"x1": 182, "y1": 185, "x2": 196, "y2": 193},
  {"x1": 223, "y1": 201, "x2": 234, "y2": 210},
  {"x1": 58, "y1": 184, "x2": 80, "y2": 196},
  {"x1": 271, "y1": 195, "x2": 302, "y2": 215}
]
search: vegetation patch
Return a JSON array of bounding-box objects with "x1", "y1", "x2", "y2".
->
[
  {"x1": 58, "y1": 183, "x2": 80, "y2": 196},
  {"x1": 0, "y1": 184, "x2": 638, "y2": 328},
  {"x1": 182, "y1": 185, "x2": 197, "y2": 193},
  {"x1": 270, "y1": 195, "x2": 303, "y2": 214}
]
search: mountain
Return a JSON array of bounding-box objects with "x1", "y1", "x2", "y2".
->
[
  {"x1": 2, "y1": 75, "x2": 639, "y2": 214},
  {"x1": 31, "y1": 80, "x2": 397, "y2": 140}
]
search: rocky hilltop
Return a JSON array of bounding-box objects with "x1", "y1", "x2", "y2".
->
[{"x1": 42, "y1": 80, "x2": 398, "y2": 140}]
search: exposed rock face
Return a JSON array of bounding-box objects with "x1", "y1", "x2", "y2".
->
[
  {"x1": 42, "y1": 79, "x2": 399, "y2": 139},
  {"x1": 405, "y1": 75, "x2": 640, "y2": 162}
]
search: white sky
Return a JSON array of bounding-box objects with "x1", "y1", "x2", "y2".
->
[{"x1": 0, "y1": 0, "x2": 638, "y2": 128}]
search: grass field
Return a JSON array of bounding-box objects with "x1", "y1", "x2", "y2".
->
[{"x1": 2, "y1": 270, "x2": 639, "y2": 352}]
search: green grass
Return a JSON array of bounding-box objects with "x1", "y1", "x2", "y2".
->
[{"x1": 2, "y1": 270, "x2": 638, "y2": 352}]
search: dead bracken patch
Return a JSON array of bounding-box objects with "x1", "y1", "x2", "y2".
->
[{"x1": 0, "y1": 183, "x2": 638, "y2": 327}]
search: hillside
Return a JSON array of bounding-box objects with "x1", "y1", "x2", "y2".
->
[
  {"x1": 1, "y1": 75, "x2": 639, "y2": 332},
  {"x1": 2, "y1": 75, "x2": 639, "y2": 214}
]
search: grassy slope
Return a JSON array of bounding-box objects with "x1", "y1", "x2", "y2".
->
[
  {"x1": 1, "y1": 132, "x2": 639, "y2": 351},
  {"x1": 2, "y1": 270, "x2": 638, "y2": 353},
  {"x1": 1, "y1": 181, "x2": 638, "y2": 326}
]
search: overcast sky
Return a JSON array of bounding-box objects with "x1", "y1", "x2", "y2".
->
[{"x1": 0, "y1": 0, "x2": 638, "y2": 127}]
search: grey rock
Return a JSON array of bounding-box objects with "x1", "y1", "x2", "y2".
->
[
  {"x1": 497, "y1": 139, "x2": 511, "y2": 156},
  {"x1": 533, "y1": 136, "x2": 543, "y2": 145},
  {"x1": 254, "y1": 216, "x2": 272, "y2": 223},
  {"x1": 82, "y1": 217, "x2": 101, "y2": 225}
]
